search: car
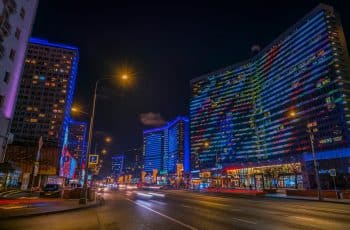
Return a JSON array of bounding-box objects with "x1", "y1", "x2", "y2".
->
[{"x1": 40, "y1": 184, "x2": 62, "y2": 198}]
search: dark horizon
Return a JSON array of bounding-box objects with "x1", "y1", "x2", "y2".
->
[{"x1": 32, "y1": 0, "x2": 350, "y2": 154}]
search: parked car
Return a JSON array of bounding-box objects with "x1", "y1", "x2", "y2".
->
[{"x1": 40, "y1": 184, "x2": 62, "y2": 198}]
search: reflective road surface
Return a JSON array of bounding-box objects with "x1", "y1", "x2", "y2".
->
[{"x1": 1, "y1": 190, "x2": 350, "y2": 230}]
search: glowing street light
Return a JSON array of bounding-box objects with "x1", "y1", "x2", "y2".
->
[
  {"x1": 71, "y1": 105, "x2": 88, "y2": 115},
  {"x1": 204, "y1": 141, "x2": 210, "y2": 149},
  {"x1": 121, "y1": 74, "x2": 128, "y2": 80},
  {"x1": 105, "y1": 136, "x2": 112, "y2": 144},
  {"x1": 101, "y1": 149, "x2": 107, "y2": 155}
]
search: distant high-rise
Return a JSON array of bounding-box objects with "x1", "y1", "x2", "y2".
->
[
  {"x1": 143, "y1": 116, "x2": 190, "y2": 174},
  {"x1": 123, "y1": 147, "x2": 143, "y2": 178},
  {"x1": 10, "y1": 38, "x2": 79, "y2": 147},
  {"x1": 67, "y1": 119, "x2": 87, "y2": 179},
  {"x1": 111, "y1": 154, "x2": 124, "y2": 178},
  {"x1": 0, "y1": 0, "x2": 38, "y2": 162}
]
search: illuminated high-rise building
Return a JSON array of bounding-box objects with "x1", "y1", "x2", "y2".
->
[
  {"x1": 111, "y1": 154, "x2": 124, "y2": 178},
  {"x1": 190, "y1": 4, "x2": 350, "y2": 189},
  {"x1": 5, "y1": 38, "x2": 78, "y2": 187},
  {"x1": 10, "y1": 38, "x2": 79, "y2": 147},
  {"x1": 0, "y1": 0, "x2": 38, "y2": 162},
  {"x1": 143, "y1": 116, "x2": 190, "y2": 174},
  {"x1": 67, "y1": 119, "x2": 87, "y2": 179},
  {"x1": 123, "y1": 147, "x2": 143, "y2": 178}
]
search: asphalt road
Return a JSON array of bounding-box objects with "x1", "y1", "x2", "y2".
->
[{"x1": 1, "y1": 190, "x2": 350, "y2": 230}]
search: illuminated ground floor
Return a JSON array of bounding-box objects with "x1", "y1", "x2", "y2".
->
[{"x1": 191, "y1": 148, "x2": 350, "y2": 190}]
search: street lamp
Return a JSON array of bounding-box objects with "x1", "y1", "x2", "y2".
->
[
  {"x1": 307, "y1": 122, "x2": 323, "y2": 201},
  {"x1": 80, "y1": 74, "x2": 130, "y2": 204},
  {"x1": 104, "y1": 136, "x2": 112, "y2": 144},
  {"x1": 289, "y1": 111, "x2": 323, "y2": 201},
  {"x1": 71, "y1": 106, "x2": 89, "y2": 115}
]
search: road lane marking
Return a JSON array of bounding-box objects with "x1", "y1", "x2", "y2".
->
[
  {"x1": 290, "y1": 216, "x2": 314, "y2": 221},
  {"x1": 232, "y1": 217, "x2": 257, "y2": 225},
  {"x1": 126, "y1": 198, "x2": 197, "y2": 230},
  {"x1": 181, "y1": 204, "x2": 192, "y2": 208}
]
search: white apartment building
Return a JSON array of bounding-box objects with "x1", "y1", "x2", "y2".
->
[{"x1": 0, "y1": 0, "x2": 38, "y2": 162}]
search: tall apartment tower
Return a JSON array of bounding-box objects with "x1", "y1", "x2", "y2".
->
[
  {"x1": 0, "y1": 0, "x2": 38, "y2": 162},
  {"x1": 10, "y1": 38, "x2": 79, "y2": 147}
]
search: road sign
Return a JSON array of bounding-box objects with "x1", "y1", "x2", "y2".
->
[
  {"x1": 329, "y1": 168, "x2": 336, "y2": 177},
  {"x1": 89, "y1": 155, "x2": 99, "y2": 165}
]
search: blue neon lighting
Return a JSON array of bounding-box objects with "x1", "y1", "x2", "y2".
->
[
  {"x1": 31, "y1": 37, "x2": 80, "y2": 154},
  {"x1": 143, "y1": 116, "x2": 189, "y2": 134},
  {"x1": 29, "y1": 37, "x2": 79, "y2": 51},
  {"x1": 143, "y1": 116, "x2": 190, "y2": 173}
]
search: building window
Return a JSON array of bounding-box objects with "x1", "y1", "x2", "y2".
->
[
  {"x1": 9, "y1": 49, "x2": 16, "y2": 61},
  {"x1": 15, "y1": 28, "x2": 21, "y2": 40},
  {"x1": 0, "y1": 95, "x2": 4, "y2": 108},
  {"x1": 20, "y1": 8, "x2": 26, "y2": 19},
  {"x1": 4, "y1": 71, "x2": 10, "y2": 83}
]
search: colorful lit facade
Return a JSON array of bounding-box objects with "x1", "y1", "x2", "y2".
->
[
  {"x1": 10, "y1": 38, "x2": 79, "y2": 147},
  {"x1": 59, "y1": 125, "x2": 77, "y2": 179},
  {"x1": 0, "y1": 0, "x2": 38, "y2": 163},
  {"x1": 190, "y1": 4, "x2": 350, "y2": 189},
  {"x1": 143, "y1": 116, "x2": 190, "y2": 174}
]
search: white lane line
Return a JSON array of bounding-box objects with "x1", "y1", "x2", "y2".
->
[
  {"x1": 290, "y1": 216, "x2": 314, "y2": 221},
  {"x1": 126, "y1": 198, "x2": 197, "y2": 230},
  {"x1": 181, "y1": 204, "x2": 192, "y2": 208},
  {"x1": 232, "y1": 217, "x2": 257, "y2": 225}
]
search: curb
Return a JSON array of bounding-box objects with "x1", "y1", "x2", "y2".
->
[
  {"x1": 189, "y1": 190, "x2": 350, "y2": 204},
  {"x1": 263, "y1": 195, "x2": 350, "y2": 205},
  {"x1": 0, "y1": 202, "x2": 102, "y2": 220}
]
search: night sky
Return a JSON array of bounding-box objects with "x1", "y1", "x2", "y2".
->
[{"x1": 32, "y1": 0, "x2": 350, "y2": 154}]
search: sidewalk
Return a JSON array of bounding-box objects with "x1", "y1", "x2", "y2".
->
[
  {"x1": 265, "y1": 193, "x2": 350, "y2": 204},
  {"x1": 0, "y1": 198, "x2": 100, "y2": 219}
]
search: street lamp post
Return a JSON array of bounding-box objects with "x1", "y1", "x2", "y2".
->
[
  {"x1": 80, "y1": 78, "x2": 111, "y2": 204},
  {"x1": 307, "y1": 123, "x2": 323, "y2": 201},
  {"x1": 289, "y1": 111, "x2": 323, "y2": 201},
  {"x1": 80, "y1": 75, "x2": 129, "y2": 204}
]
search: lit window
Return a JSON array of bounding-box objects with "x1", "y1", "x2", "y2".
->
[{"x1": 30, "y1": 118, "x2": 38, "y2": 123}]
